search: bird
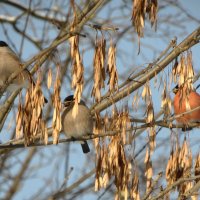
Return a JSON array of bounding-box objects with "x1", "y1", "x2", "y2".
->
[
  {"x1": 0, "y1": 41, "x2": 48, "y2": 103},
  {"x1": 0, "y1": 40, "x2": 34, "y2": 92},
  {"x1": 61, "y1": 95, "x2": 93, "y2": 153},
  {"x1": 173, "y1": 85, "x2": 200, "y2": 131}
]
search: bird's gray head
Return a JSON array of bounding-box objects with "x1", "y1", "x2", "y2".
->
[
  {"x1": 63, "y1": 95, "x2": 86, "y2": 107},
  {"x1": 0, "y1": 41, "x2": 8, "y2": 47}
]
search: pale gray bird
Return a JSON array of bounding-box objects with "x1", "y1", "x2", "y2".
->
[
  {"x1": 0, "y1": 41, "x2": 32, "y2": 92},
  {"x1": 61, "y1": 95, "x2": 93, "y2": 153}
]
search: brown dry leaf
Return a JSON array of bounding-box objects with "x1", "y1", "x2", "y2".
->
[
  {"x1": 92, "y1": 37, "x2": 106, "y2": 102},
  {"x1": 107, "y1": 42, "x2": 118, "y2": 92}
]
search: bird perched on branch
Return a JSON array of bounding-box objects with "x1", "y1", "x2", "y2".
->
[
  {"x1": 0, "y1": 41, "x2": 34, "y2": 92},
  {"x1": 173, "y1": 85, "x2": 200, "y2": 131},
  {"x1": 0, "y1": 40, "x2": 48, "y2": 103},
  {"x1": 61, "y1": 95, "x2": 93, "y2": 153}
]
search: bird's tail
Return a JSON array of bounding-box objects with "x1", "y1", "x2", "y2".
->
[{"x1": 81, "y1": 141, "x2": 90, "y2": 154}]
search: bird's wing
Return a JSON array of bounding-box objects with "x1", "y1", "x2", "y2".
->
[
  {"x1": 189, "y1": 92, "x2": 200, "y2": 109},
  {"x1": 7, "y1": 48, "x2": 21, "y2": 63}
]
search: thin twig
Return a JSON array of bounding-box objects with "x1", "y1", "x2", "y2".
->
[{"x1": 149, "y1": 175, "x2": 200, "y2": 200}]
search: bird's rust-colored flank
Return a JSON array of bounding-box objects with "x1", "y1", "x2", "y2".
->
[{"x1": 174, "y1": 90, "x2": 200, "y2": 124}]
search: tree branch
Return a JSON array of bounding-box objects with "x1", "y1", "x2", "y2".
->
[{"x1": 92, "y1": 27, "x2": 200, "y2": 114}]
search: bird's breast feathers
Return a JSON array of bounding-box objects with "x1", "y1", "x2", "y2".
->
[{"x1": 62, "y1": 105, "x2": 93, "y2": 137}]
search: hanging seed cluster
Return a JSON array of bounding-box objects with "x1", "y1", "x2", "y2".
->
[
  {"x1": 68, "y1": 0, "x2": 84, "y2": 117},
  {"x1": 131, "y1": 0, "x2": 158, "y2": 38},
  {"x1": 130, "y1": 171, "x2": 140, "y2": 200},
  {"x1": 107, "y1": 43, "x2": 118, "y2": 92},
  {"x1": 92, "y1": 36, "x2": 119, "y2": 102},
  {"x1": 161, "y1": 81, "x2": 172, "y2": 121},
  {"x1": 51, "y1": 65, "x2": 62, "y2": 144},
  {"x1": 70, "y1": 34, "x2": 84, "y2": 117},
  {"x1": 142, "y1": 81, "x2": 154, "y2": 125},
  {"x1": 166, "y1": 139, "x2": 195, "y2": 196},
  {"x1": 94, "y1": 107, "x2": 141, "y2": 199},
  {"x1": 92, "y1": 37, "x2": 106, "y2": 102},
  {"x1": 173, "y1": 51, "x2": 194, "y2": 88},
  {"x1": 16, "y1": 77, "x2": 47, "y2": 145},
  {"x1": 194, "y1": 154, "x2": 200, "y2": 188},
  {"x1": 144, "y1": 148, "x2": 153, "y2": 194},
  {"x1": 141, "y1": 81, "x2": 156, "y2": 193},
  {"x1": 172, "y1": 52, "x2": 194, "y2": 111},
  {"x1": 142, "y1": 81, "x2": 156, "y2": 153}
]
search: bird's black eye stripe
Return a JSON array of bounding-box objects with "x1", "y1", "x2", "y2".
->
[{"x1": 0, "y1": 41, "x2": 8, "y2": 47}]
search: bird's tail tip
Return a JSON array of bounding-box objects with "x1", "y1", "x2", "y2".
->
[{"x1": 81, "y1": 141, "x2": 90, "y2": 154}]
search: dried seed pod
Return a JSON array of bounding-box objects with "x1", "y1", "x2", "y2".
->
[
  {"x1": 144, "y1": 148, "x2": 153, "y2": 193},
  {"x1": 131, "y1": 0, "x2": 158, "y2": 38},
  {"x1": 92, "y1": 37, "x2": 106, "y2": 102},
  {"x1": 52, "y1": 65, "x2": 62, "y2": 144},
  {"x1": 16, "y1": 71, "x2": 47, "y2": 146},
  {"x1": 107, "y1": 43, "x2": 118, "y2": 92},
  {"x1": 69, "y1": 35, "x2": 84, "y2": 117},
  {"x1": 47, "y1": 68, "x2": 52, "y2": 89},
  {"x1": 166, "y1": 139, "x2": 193, "y2": 195}
]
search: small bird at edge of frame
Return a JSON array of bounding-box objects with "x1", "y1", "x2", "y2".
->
[{"x1": 173, "y1": 85, "x2": 200, "y2": 131}]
